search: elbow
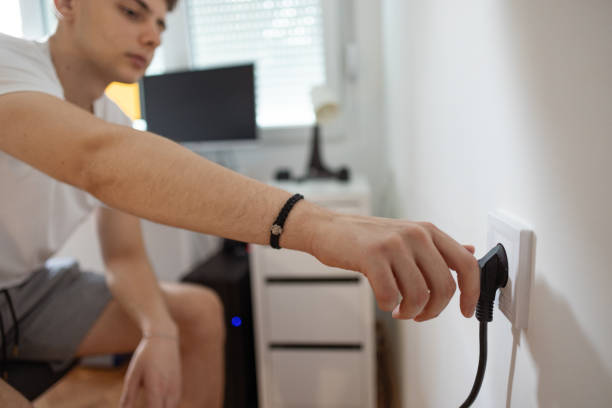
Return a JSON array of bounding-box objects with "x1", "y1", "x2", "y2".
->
[{"x1": 79, "y1": 125, "x2": 122, "y2": 201}]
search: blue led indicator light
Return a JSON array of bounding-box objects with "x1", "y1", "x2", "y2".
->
[{"x1": 231, "y1": 316, "x2": 242, "y2": 327}]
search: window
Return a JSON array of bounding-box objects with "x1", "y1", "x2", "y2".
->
[
  {"x1": 39, "y1": 0, "x2": 57, "y2": 36},
  {"x1": 37, "y1": 0, "x2": 339, "y2": 132},
  {"x1": 186, "y1": 0, "x2": 327, "y2": 127},
  {"x1": 0, "y1": 2, "x2": 23, "y2": 37}
]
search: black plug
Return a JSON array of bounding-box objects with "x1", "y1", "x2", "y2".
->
[
  {"x1": 460, "y1": 243, "x2": 509, "y2": 408},
  {"x1": 475, "y1": 243, "x2": 509, "y2": 322}
]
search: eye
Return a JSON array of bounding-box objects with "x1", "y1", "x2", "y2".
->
[{"x1": 119, "y1": 5, "x2": 140, "y2": 20}]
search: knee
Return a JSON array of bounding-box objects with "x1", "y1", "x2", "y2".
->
[{"x1": 177, "y1": 285, "x2": 226, "y2": 345}]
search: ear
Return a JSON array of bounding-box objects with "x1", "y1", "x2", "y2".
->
[{"x1": 54, "y1": 0, "x2": 78, "y2": 21}]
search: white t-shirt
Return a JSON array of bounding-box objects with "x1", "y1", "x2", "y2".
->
[{"x1": 0, "y1": 33, "x2": 133, "y2": 289}]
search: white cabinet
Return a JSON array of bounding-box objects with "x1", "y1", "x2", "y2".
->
[
  {"x1": 250, "y1": 176, "x2": 376, "y2": 408},
  {"x1": 269, "y1": 350, "x2": 367, "y2": 407}
]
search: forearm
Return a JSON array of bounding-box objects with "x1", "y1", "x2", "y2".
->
[
  {"x1": 0, "y1": 92, "x2": 327, "y2": 253},
  {"x1": 104, "y1": 255, "x2": 177, "y2": 337},
  {"x1": 88, "y1": 125, "x2": 331, "y2": 253}
]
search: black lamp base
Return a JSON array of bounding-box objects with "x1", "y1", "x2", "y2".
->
[
  {"x1": 302, "y1": 123, "x2": 350, "y2": 182},
  {"x1": 274, "y1": 123, "x2": 351, "y2": 182}
]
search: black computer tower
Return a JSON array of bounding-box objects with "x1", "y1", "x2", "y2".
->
[{"x1": 182, "y1": 242, "x2": 258, "y2": 408}]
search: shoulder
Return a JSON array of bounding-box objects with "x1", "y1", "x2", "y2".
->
[
  {"x1": 0, "y1": 33, "x2": 50, "y2": 67},
  {"x1": 0, "y1": 34, "x2": 63, "y2": 98},
  {"x1": 0, "y1": 32, "x2": 31, "y2": 50}
]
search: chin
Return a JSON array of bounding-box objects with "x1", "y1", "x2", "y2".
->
[{"x1": 114, "y1": 70, "x2": 144, "y2": 85}]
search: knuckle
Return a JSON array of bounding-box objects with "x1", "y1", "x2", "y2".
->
[
  {"x1": 370, "y1": 234, "x2": 404, "y2": 256},
  {"x1": 419, "y1": 221, "x2": 438, "y2": 232},
  {"x1": 386, "y1": 234, "x2": 404, "y2": 251},
  {"x1": 405, "y1": 224, "x2": 430, "y2": 244}
]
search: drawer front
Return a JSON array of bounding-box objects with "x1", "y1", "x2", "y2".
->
[
  {"x1": 255, "y1": 245, "x2": 358, "y2": 278},
  {"x1": 270, "y1": 349, "x2": 365, "y2": 407},
  {"x1": 266, "y1": 282, "x2": 365, "y2": 343}
]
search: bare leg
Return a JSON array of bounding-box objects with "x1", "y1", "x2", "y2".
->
[
  {"x1": 0, "y1": 379, "x2": 32, "y2": 408},
  {"x1": 75, "y1": 282, "x2": 226, "y2": 408}
]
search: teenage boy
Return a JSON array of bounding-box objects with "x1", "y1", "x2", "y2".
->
[{"x1": 0, "y1": 0, "x2": 480, "y2": 406}]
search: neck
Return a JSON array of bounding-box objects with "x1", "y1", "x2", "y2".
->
[{"x1": 48, "y1": 26, "x2": 110, "y2": 112}]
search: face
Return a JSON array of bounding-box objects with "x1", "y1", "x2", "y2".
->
[{"x1": 58, "y1": 0, "x2": 168, "y2": 84}]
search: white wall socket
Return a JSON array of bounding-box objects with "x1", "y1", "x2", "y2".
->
[{"x1": 487, "y1": 211, "x2": 534, "y2": 329}]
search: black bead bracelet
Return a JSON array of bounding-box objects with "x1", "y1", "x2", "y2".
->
[{"x1": 270, "y1": 193, "x2": 304, "y2": 249}]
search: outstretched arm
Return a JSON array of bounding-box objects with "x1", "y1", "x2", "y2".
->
[
  {"x1": 0, "y1": 92, "x2": 302, "y2": 249},
  {"x1": 0, "y1": 91, "x2": 480, "y2": 320}
]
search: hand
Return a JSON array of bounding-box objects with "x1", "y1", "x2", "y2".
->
[
  {"x1": 119, "y1": 335, "x2": 182, "y2": 408},
  {"x1": 310, "y1": 212, "x2": 480, "y2": 321}
]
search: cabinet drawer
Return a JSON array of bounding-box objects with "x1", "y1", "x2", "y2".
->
[
  {"x1": 270, "y1": 349, "x2": 365, "y2": 407},
  {"x1": 254, "y1": 245, "x2": 358, "y2": 278},
  {"x1": 266, "y1": 282, "x2": 365, "y2": 343}
]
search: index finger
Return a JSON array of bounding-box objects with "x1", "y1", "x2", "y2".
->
[{"x1": 428, "y1": 226, "x2": 480, "y2": 317}]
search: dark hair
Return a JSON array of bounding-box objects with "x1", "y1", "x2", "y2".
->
[{"x1": 166, "y1": 0, "x2": 178, "y2": 11}]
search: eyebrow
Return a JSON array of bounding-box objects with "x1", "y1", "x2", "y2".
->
[{"x1": 131, "y1": 0, "x2": 167, "y2": 31}]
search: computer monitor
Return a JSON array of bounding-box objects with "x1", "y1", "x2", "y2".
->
[{"x1": 140, "y1": 64, "x2": 257, "y2": 150}]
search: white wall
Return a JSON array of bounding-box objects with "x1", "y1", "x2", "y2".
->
[{"x1": 382, "y1": 0, "x2": 612, "y2": 407}]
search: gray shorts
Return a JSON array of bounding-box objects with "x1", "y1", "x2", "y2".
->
[{"x1": 0, "y1": 259, "x2": 111, "y2": 370}]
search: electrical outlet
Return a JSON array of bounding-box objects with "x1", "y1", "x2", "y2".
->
[{"x1": 487, "y1": 211, "x2": 534, "y2": 329}]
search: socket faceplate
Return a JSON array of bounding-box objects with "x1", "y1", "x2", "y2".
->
[{"x1": 487, "y1": 211, "x2": 534, "y2": 329}]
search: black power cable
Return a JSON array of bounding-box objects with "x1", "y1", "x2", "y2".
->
[
  {"x1": 460, "y1": 322, "x2": 487, "y2": 408},
  {"x1": 460, "y1": 244, "x2": 508, "y2": 408}
]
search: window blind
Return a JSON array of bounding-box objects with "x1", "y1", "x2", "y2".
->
[{"x1": 186, "y1": 0, "x2": 327, "y2": 127}]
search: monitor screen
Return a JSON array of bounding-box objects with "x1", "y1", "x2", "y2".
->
[{"x1": 140, "y1": 64, "x2": 256, "y2": 143}]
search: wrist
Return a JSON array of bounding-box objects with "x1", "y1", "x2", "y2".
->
[
  {"x1": 306, "y1": 211, "x2": 368, "y2": 273},
  {"x1": 279, "y1": 200, "x2": 334, "y2": 255},
  {"x1": 141, "y1": 318, "x2": 178, "y2": 339},
  {"x1": 142, "y1": 332, "x2": 180, "y2": 342}
]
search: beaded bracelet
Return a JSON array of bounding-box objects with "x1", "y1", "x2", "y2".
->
[{"x1": 270, "y1": 193, "x2": 304, "y2": 249}]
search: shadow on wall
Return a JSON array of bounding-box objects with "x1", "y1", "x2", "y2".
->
[
  {"x1": 524, "y1": 279, "x2": 612, "y2": 406},
  {"x1": 501, "y1": 2, "x2": 612, "y2": 406}
]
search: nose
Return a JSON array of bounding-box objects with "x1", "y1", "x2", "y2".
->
[{"x1": 140, "y1": 21, "x2": 161, "y2": 50}]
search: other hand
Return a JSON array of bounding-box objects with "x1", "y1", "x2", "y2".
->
[{"x1": 119, "y1": 335, "x2": 182, "y2": 408}]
